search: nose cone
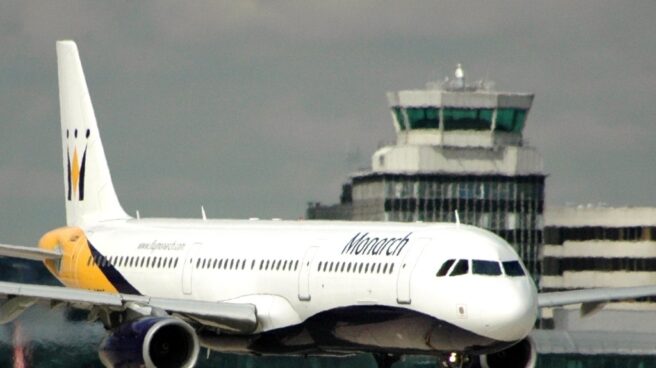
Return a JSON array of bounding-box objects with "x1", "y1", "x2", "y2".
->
[{"x1": 477, "y1": 279, "x2": 538, "y2": 342}]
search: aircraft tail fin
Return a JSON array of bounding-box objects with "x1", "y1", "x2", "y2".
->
[{"x1": 56, "y1": 40, "x2": 129, "y2": 226}]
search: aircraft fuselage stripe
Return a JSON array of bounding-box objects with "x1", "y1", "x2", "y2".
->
[{"x1": 88, "y1": 242, "x2": 141, "y2": 295}]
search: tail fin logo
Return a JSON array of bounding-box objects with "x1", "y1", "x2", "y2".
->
[{"x1": 66, "y1": 128, "x2": 90, "y2": 201}]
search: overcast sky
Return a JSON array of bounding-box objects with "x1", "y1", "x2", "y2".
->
[{"x1": 1, "y1": 2, "x2": 655, "y2": 244}]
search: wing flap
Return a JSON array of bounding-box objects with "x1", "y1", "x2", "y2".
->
[
  {"x1": 149, "y1": 297, "x2": 258, "y2": 333},
  {"x1": 0, "y1": 243, "x2": 62, "y2": 261}
]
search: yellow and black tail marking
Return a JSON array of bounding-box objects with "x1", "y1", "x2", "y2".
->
[
  {"x1": 66, "y1": 128, "x2": 90, "y2": 201},
  {"x1": 38, "y1": 227, "x2": 140, "y2": 295}
]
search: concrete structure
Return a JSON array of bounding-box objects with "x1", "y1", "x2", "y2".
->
[
  {"x1": 541, "y1": 206, "x2": 656, "y2": 329},
  {"x1": 308, "y1": 65, "x2": 546, "y2": 280}
]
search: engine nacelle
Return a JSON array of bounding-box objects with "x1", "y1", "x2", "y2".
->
[
  {"x1": 99, "y1": 317, "x2": 199, "y2": 368},
  {"x1": 479, "y1": 337, "x2": 537, "y2": 368}
]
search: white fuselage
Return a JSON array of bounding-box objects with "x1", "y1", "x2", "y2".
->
[{"x1": 83, "y1": 218, "x2": 538, "y2": 353}]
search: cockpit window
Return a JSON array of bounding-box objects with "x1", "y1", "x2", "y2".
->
[
  {"x1": 449, "y1": 259, "x2": 469, "y2": 276},
  {"x1": 436, "y1": 259, "x2": 455, "y2": 277},
  {"x1": 502, "y1": 261, "x2": 526, "y2": 277},
  {"x1": 472, "y1": 260, "x2": 502, "y2": 276}
]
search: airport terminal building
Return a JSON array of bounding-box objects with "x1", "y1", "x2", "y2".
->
[
  {"x1": 308, "y1": 66, "x2": 545, "y2": 280},
  {"x1": 541, "y1": 206, "x2": 656, "y2": 328}
]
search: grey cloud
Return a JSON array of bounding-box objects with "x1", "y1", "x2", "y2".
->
[{"x1": 1, "y1": 1, "x2": 655, "y2": 245}]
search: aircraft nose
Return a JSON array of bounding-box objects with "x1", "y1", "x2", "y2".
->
[{"x1": 479, "y1": 280, "x2": 537, "y2": 341}]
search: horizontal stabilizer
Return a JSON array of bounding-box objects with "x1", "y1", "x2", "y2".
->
[{"x1": 0, "y1": 243, "x2": 62, "y2": 261}]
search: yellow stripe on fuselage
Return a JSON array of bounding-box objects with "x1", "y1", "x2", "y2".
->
[{"x1": 38, "y1": 227, "x2": 118, "y2": 293}]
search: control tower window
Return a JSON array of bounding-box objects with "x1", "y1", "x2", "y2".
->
[
  {"x1": 472, "y1": 260, "x2": 502, "y2": 276},
  {"x1": 392, "y1": 107, "x2": 407, "y2": 130},
  {"x1": 502, "y1": 261, "x2": 526, "y2": 276},
  {"x1": 495, "y1": 108, "x2": 527, "y2": 133},
  {"x1": 405, "y1": 107, "x2": 439, "y2": 129},
  {"x1": 443, "y1": 108, "x2": 493, "y2": 131},
  {"x1": 449, "y1": 259, "x2": 469, "y2": 276}
]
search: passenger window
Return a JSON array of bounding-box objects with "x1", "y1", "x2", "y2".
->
[
  {"x1": 242, "y1": 259, "x2": 246, "y2": 270},
  {"x1": 449, "y1": 259, "x2": 469, "y2": 276},
  {"x1": 436, "y1": 259, "x2": 456, "y2": 277},
  {"x1": 364, "y1": 263, "x2": 370, "y2": 273},
  {"x1": 195, "y1": 258, "x2": 201, "y2": 268},
  {"x1": 473, "y1": 260, "x2": 502, "y2": 276},
  {"x1": 140, "y1": 257, "x2": 146, "y2": 268},
  {"x1": 317, "y1": 261, "x2": 322, "y2": 271},
  {"x1": 295, "y1": 260, "x2": 299, "y2": 270},
  {"x1": 174, "y1": 258, "x2": 179, "y2": 268},
  {"x1": 389, "y1": 264, "x2": 395, "y2": 274},
  {"x1": 503, "y1": 261, "x2": 526, "y2": 277},
  {"x1": 340, "y1": 263, "x2": 346, "y2": 272},
  {"x1": 251, "y1": 260, "x2": 256, "y2": 269},
  {"x1": 382, "y1": 264, "x2": 388, "y2": 274},
  {"x1": 260, "y1": 260, "x2": 264, "y2": 270},
  {"x1": 358, "y1": 263, "x2": 363, "y2": 273}
]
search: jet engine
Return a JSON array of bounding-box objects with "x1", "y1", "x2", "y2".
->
[
  {"x1": 98, "y1": 316, "x2": 199, "y2": 368},
  {"x1": 478, "y1": 337, "x2": 537, "y2": 368}
]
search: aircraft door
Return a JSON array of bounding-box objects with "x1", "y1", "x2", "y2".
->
[
  {"x1": 182, "y1": 242, "x2": 201, "y2": 295},
  {"x1": 298, "y1": 247, "x2": 319, "y2": 301},
  {"x1": 396, "y1": 238, "x2": 429, "y2": 304}
]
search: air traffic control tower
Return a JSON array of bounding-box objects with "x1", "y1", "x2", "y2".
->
[{"x1": 308, "y1": 65, "x2": 545, "y2": 279}]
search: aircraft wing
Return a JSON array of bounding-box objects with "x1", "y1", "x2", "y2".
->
[
  {"x1": 0, "y1": 243, "x2": 61, "y2": 261},
  {"x1": 0, "y1": 281, "x2": 257, "y2": 333},
  {"x1": 538, "y1": 285, "x2": 656, "y2": 317}
]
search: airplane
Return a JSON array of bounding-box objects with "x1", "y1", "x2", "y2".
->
[{"x1": 1, "y1": 41, "x2": 656, "y2": 368}]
